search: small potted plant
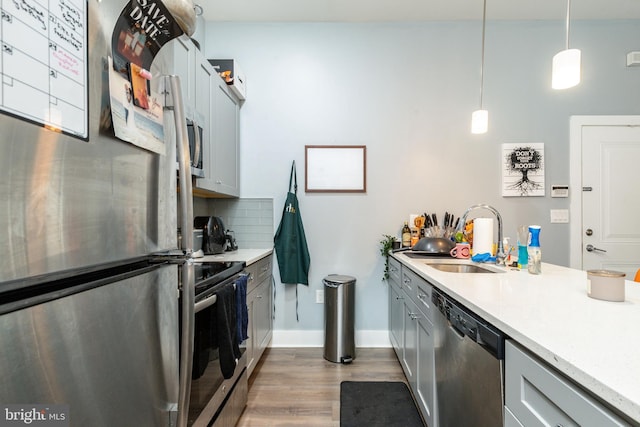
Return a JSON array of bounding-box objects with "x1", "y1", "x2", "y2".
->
[{"x1": 379, "y1": 234, "x2": 398, "y2": 281}]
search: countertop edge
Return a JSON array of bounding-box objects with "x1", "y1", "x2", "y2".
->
[{"x1": 196, "y1": 248, "x2": 273, "y2": 266}]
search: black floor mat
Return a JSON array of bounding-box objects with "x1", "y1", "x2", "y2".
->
[{"x1": 340, "y1": 381, "x2": 426, "y2": 427}]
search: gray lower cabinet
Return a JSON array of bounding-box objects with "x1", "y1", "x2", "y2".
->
[
  {"x1": 388, "y1": 275, "x2": 404, "y2": 357},
  {"x1": 415, "y1": 308, "x2": 436, "y2": 426},
  {"x1": 402, "y1": 295, "x2": 418, "y2": 389},
  {"x1": 245, "y1": 255, "x2": 273, "y2": 378},
  {"x1": 389, "y1": 257, "x2": 437, "y2": 427},
  {"x1": 388, "y1": 257, "x2": 403, "y2": 356},
  {"x1": 505, "y1": 340, "x2": 628, "y2": 427}
]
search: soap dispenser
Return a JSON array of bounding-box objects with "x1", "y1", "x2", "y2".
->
[{"x1": 527, "y1": 225, "x2": 542, "y2": 274}]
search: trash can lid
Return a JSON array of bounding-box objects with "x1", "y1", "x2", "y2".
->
[{"x1": 323, "y1": 274, "x2": 356, "y2": 285}]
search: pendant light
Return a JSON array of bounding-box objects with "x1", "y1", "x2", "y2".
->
[
  {"x1": 552, "y1": 0, "x2": 581, "y2": 89},
  {"x1": 471, "y1": 0, "x2": 488, "y2": 134}
]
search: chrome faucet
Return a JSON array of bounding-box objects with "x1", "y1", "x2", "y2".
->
[{"x1": 456, "y1": 204, "x2": 506, "y2": 266}]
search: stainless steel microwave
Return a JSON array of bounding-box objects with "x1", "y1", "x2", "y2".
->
[{"x1": 186, "y1": 118, "x2": 204, "y2": 177}]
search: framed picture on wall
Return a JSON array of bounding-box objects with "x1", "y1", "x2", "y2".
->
[
  {"x1": 502, "y1": 143, "x2": 545, "y2": 197},
  {"x1": 305, "y1": 145, "x2": 367, "y2": 192}
]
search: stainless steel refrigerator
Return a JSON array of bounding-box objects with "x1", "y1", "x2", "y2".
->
[{"x1": 0, "y1": 1, "x2": 197, "y2": 426}]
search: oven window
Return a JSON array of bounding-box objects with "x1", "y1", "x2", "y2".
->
[
  {"x1": 189, "y1": 303, "x2": 224, "y2": 421},
  {"x1": 189, "y1": 302, "x2": 247, "y2": 425}
]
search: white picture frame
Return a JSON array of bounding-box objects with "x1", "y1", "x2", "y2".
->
[
  {"x1": 502, "y1": 143, "x2": 545, "y2": 197},
  {"x1": 305, "y1": 145, "x2": 367, "y2": 193}
]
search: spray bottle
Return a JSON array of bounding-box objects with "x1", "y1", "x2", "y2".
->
[{"x1": 527, "y1": 225, "x2": 542, "y2": 275}]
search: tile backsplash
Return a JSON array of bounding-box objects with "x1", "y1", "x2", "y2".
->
[{"x1": 194, "y1": 198, "x2": 274, "y2": 249}]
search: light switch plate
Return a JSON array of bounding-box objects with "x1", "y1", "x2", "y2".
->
[
  {"x1": 550, "y1": 209, "x2": 569, "y2": 223},
  {"x1": 316, "y1": 290, "x2": 324, "y2": 304}
]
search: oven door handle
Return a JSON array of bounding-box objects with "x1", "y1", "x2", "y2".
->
[
  {"x1": 194, "y1": 293, "x2": 217, "y2": 313},
  {"x1": 178, "y1": 260, "x2": 195, "y2": 427}
]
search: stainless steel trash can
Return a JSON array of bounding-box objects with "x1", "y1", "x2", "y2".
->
[{"x1": 323, "y1": 274, "x2": 356, "y2": 363}]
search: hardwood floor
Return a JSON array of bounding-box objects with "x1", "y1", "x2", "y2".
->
[{"x1": 236, "y1": 347, "x2": 407, "y2": 427}]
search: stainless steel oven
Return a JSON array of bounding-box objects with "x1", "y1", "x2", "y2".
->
[{"x1": 185, "y1": 261, "x2": 248, "y2": 427}]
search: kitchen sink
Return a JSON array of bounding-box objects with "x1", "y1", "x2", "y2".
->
[{"x1": 422, "y1": 260, "x2": 505, "y2": 274}]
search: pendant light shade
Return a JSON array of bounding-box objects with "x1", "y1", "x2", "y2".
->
[
  {"x1": 552, "y1": 48, "x2": 581, "y2": 89},
  {"x1": 552, "y1": 0, "x2": 581, "y2": 89},
  {"x1": 471, "y1": 0, "x2": 488, "y2": 134},
  {"x1": 471, "y1": 109, "x2": 488, "y2": 134}
]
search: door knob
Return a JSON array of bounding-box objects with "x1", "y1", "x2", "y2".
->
[
  {"x1": 586, "y1": 244, "x2": 607, "y2": 253},
  {"x1": 585, "y1": 229, "x2": 593, "y2": 236}
]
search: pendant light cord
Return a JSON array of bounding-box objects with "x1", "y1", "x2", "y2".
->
[
  {"x1": 479, "y1": 0, "x2": 487, "y2": 109},
  {"x1": 565, "y1": 0, "x2": 571, "y2": 50}
]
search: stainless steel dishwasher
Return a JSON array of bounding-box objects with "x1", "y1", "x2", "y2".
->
[{"x1": 431, "y1": 288, "x2": 506, "y2": 427}]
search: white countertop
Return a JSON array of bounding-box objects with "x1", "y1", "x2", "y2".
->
[
  {"x1": 195, "y1": 248, "x2": 272, "y2": 266},
  {"x1": 392, "y1": 253, "x2": 640, "y2": 423}
]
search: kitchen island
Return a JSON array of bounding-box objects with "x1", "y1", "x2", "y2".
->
[{"x1": 392, "y1": 253, "x2": 640, "y2": 425}]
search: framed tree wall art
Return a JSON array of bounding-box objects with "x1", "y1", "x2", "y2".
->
[
  {"x1": 305, "y1": 145, "x2": 367, "y2": 193},
  {"x1": 502, "y1": 143, "x2": 545, "y2": 197}
]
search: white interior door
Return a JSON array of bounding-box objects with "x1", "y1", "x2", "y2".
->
[{"x1": 580, "y1": 125, "x2": 640, "y2": 278}]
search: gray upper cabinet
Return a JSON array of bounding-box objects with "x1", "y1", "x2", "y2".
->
[
  {"x1": 505, "y1": 340, "x2": 629, "y2": 427},
  {"x1": 165, "y1": 35, "x2": 197, "y2": 117},
  {"x1": 157, "y1": 35, "x2": 240, "y2": 198},
  {"x1": 195, "y1": 70, "x2": 240, "y2": 197}
]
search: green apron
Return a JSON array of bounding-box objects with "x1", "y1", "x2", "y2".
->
[{"x1": 274, "y1": 161, "x2": 311, "y2": 286}]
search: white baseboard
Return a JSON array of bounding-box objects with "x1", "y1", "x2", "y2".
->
[{"x1": 271, "y1": 329, "x2": 391, "y2": 348}]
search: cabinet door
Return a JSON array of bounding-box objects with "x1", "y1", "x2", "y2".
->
[
  {"x1": 169, "y1": 35, "x2": 196, "y2": 115},
  {"x1": 211, "y1": 80, "x2": 239, "y2": 196},
  {"x1": 505, "y1": 340, "x2": 627, "y2": 427},
  {"x1": 504, "y1": 406, "x2": 525, "y2": 427},
  {"x1": 402, "y1": 296, "x2": 418, "y2": 389},
  {"x1": 417, "y1": 316, "x2": 436, "y2": 427},
  {"x1": 388, "y1": 279, "x2": 404, "y2": 354},
  {"x1": 254, "y1": 278, "x2": 272, "y2": 353},
  {"x1": 245, "y1": 294, "x2": 255, "y2": 376}
]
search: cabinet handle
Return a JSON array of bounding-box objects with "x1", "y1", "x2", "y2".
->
[
  {"x1": 409, "y1": 313, "x2": 421, "y2": 320},
  {"x1": 417, "y1": 293, "x2": 427, "y2": 300},
  {"x1": 396, "y1": 296, "x2": 404, "y2": 300},
  {"x1": 403, "y1": 276, "x2": 412, "y2": 285},
  {"x1": 256, "y1": 294, "x2": 263, "y2": 299}
]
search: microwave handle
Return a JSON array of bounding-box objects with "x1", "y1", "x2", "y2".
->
[{"x1": 193, "y1": 120, "x2": 202, "y2": 170}]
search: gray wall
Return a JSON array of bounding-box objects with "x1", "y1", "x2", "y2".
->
[{"x1": 202, "y1": 20, "x2": 640, "y2": 333}]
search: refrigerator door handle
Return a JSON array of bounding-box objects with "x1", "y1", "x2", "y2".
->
[
  {"x1": 165, "y1": 75, "x2": 195, "y2": 427},
  {"x1": 166, "y1": 75, "x2": 194, "y2": 257},
  {"x1": 178, "y1": 260, "x2": 195, "y2": 427}
]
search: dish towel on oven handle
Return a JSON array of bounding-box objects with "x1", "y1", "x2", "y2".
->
[
  {"x1": 274, "y1": 160, "x2": 311, "y2": 321},
  {"x1": 215, "y1": 282, "x2": 241, "y2": 379},
  {"x1": 235, "y1": 274, "x2": 249, "y2": 344}
]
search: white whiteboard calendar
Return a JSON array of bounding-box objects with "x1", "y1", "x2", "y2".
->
[{"x1": 0, "y1": 0, "x2": 88, "y2": 139}]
